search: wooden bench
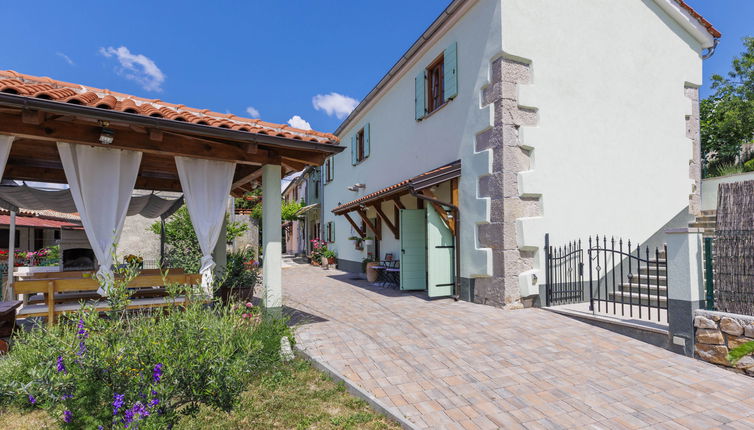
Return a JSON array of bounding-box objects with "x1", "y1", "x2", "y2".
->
[{"x1": 14, "y1": 273, "x2": 202, "y2": 325}]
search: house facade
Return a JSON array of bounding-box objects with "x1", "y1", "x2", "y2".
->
[
  {"x1": 283, "y1": 167, "x2": 323, "y2": 256},
  {"x1": 322, "y1": 0, "x2": 719, "y2": 307}
]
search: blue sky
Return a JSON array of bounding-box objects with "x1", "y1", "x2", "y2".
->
[{"x1": 0, "y1": 1, "x2": 749, "y2": 132}]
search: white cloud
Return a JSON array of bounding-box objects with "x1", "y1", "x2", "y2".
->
[
  {"x1": 245, "y1": 106, "x2": 261, "y2": 118},
  {"x1": 287, "y1": 115, "x2": 312, "y2": 130},
  {"x1": 56, "y1": 52, "x2": 75, "y2": 66},
  {"x1": 312, "y1": 92, "x2": 359, "y2": 119},
  {"x1": 99, "y1": 46, "x2": 165, "y2": 92}
]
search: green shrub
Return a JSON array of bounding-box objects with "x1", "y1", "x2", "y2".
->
[
  {"x1": 219, "y1": 248, "x2": 260, "y2": 293},
  {"x1": 0, "y1": 299, "x2": 291, "y2": 429},
  {"x1": 704, "y1": 161, "x2": 745, "y2": 178},
  {"x1": 744, "y1": 158, "x2": 754, "y2": 173}
]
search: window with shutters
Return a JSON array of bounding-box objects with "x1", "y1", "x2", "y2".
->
[
  {"x1": 324, "y1": 157, "x2": 334, "y2": 184},
  {"x1": 326, "y1": 221, "x2": 335, "y2": 242},
  {"x1": 351, "y1": 123, "x2": 370, "y2": 165},
  {"x1": 416, "y1": 42, "x2": 457, "y2": 121},
  {"x1": 426, "y1": 55, "x2": 445, "y2": 114},
  {"x1": 356, "y1": 128, "x2": 366, "y2": 162}
]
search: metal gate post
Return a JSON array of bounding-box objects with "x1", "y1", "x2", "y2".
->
[
  {"x1": 544, "y1": 233, "x2": 550, "y2": 307},
  {"x1": 704, "y1": 237, "x2": 714, "y2": 310}
]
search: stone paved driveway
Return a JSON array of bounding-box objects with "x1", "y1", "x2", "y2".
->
[{"x1": 281, "y1": 264, "x2": 754, "y2": 429}]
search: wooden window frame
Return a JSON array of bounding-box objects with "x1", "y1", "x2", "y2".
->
[
  {"x1": 356, "y1": 128, "x2": 365, "y2": 163},
  {"x1": 426, "y1": 54, "x2": 445, "y2": 114}
]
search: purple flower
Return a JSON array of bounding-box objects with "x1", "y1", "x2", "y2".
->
[
  {"x1": 62, "y1": 393, "x2": 73, "y2": 400},
  {"x1": 152, "y1": 363, "x2": 163, "y2": 383},
  {"x1": 28, "y1": 394, "x2": 36, "y2": 405},
  {"x1": 56, "y1": 355, "x2": 66, "y2": 374},
  {"x1": 77, "y1": 341, "x2": 87, "y2": 357},
  {"x1": 113, "y1": 393, "x2": 125, "y2": 415},
  {"x1": 63, "y1": 410, "x2": 72, "y2": 423},
  {"x1": 148, "y1": 397, "x2": 159, "y2": 408},
  {"x1": 76, "y1": 319, "x2": 88, "y2": 338}
]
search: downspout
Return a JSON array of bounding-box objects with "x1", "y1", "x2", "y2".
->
[
  {"x1": 702, "y1": 38, "x2": 719, "y2": 60},
  {"x1": 409, "y1": 188, "x2": 461, "y2": 301}
]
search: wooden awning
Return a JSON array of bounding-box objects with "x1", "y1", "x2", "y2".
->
[
  {"x1": 332, "y1": 160, "x2": 460, "y2": 215},
  {"x1": 0, "y1": 80, "x2": 344, "y2": 196}
]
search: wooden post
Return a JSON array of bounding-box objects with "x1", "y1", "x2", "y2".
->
[
  {"x1": 159, "y1": 218, "x2": 166, "y2": 268},
  {"x1": 5, "y1": 211, "x2": 16, "y2": 301},
  {"x1": 46, "y1": 280, "x2": 55, "y2": 326}
]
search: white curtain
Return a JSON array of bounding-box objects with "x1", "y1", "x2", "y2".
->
[
  {"x1": 57, "y1": 142, "x2": 142, "y2": 296},
  {"x1": 0, "y1": 135, "x2": 13, "y2": 181},
  {"x1": 174, "y1": 156, "x2": 236, "y2": 295}
]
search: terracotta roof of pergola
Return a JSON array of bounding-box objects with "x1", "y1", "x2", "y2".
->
[{"x1": 0, "y1": 71, "x2": 344, "y2": 196}]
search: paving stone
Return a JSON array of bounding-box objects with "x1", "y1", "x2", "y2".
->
[{"x1": 282, "y1": 265, "x2": 754, "y2": 429}]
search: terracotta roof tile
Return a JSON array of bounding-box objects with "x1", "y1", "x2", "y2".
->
[
  {"x1": 673, "y1": 0, "x2": 721, "y2": 39},
  {"x1": 333, "y1": 161, "x2": 461, "y2": 213},
  {"x1": 0, "y1": 70, "x2": 338, "y2": 144}
]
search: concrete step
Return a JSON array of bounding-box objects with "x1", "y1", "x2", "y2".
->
[
  {"x1": 618, "y1": 283, "x2": 668, "y2": 294},
  {"x1": 639, "y1": 265, "x2": 667, "y2": 276},
  {"x1": 701, "y1": 210, "x2": 717, "y2": 216},
  {"x1": 608, "y1": 291, "x2": 668, "y2": 306},
  {"x1": 624, "y1": 274, "x2": 667, "y2": 286}
]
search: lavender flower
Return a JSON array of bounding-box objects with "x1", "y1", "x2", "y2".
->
[
  {"x1": 28, "y1": 394, "x2": 36, "y2": 405},
  {"x1": 148, "y1": 397, "x2": 159, "y2": 408},
  {"x1": 113, "y1": 393, "x2": 125, "y2": 415},
  {"x1": 77, "y1": 319, "x2": 88, "y2": 338},
  {"x1": 152, "y1": 363, "x2": 163, "y2": 383},
  {"x1": 77, "y1": 341, "x2": 87, "y2": 357},
  {"x1": 62, "y1": 393, "x2": 73, "y2": 400},
  {"x1": 56, "y1": 355, "x2": 66, "y2": 374},
  {"x1": 63, "y1": 410, "x2": 72, "y2": 423}
]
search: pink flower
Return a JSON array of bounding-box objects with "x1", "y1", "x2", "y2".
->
[
  {"x1": 245, "y1": 302, "x2": 253, "y2": 308},
  {"x1": 242, "y1": 313, "x2": 249, "y2": 318}
]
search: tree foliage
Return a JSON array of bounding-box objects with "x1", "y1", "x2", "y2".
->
[
  {"x1": 702, "y1": 37, "x2": 754, "y2": 169},
  {"x1": 149, "y1": 206, "x2": 248, "y2": 273}
]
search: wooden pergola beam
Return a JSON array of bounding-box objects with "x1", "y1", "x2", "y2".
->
[
  {"x1": 343, "y1": 212, "x2": 365, "y2": 238},
  {"x1": 392, "y1": 196, "x2": 405, "y2": 210},
  {"x1": 421, "y1": 189, "x2": 455, "y2": 236},
  {"x1": 356, "y1": 208, "x2": 381, "y2": 241},
  {"x1": 0, "y1": 112, "x2": 285, "y2": 166},
  {"x1": 370, "y1": 202, "x2": 398, "y2": 239}
]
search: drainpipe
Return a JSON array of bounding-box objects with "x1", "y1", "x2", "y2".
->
[
  {"x1": 409, "y1": 188, "x2": 461, "y2": 301},
  {"x1": 702, "y1": 39, "x2": 719, "y2": 60}
]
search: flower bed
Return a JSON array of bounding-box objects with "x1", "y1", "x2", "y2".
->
[{"x1": 0, "y1": 298, "x2": 289, "y2": 429}]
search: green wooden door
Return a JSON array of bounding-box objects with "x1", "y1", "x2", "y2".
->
[
  {"x1": 400, "y1": 209, "x2": 427, "y2": 291},
  {"x1": 427, "y1": 205, "x2": 454, "y2": 297}
]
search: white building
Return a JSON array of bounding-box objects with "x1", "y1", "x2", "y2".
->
[{"x1": 322, "y1": 0, "x2": 720, "y2": 308}]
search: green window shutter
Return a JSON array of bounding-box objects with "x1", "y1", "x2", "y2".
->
[
  {"x1": 329, "y1": 157, "x2": 334, "y2": 182},
  {"x1": 415, "y1": 70, "x2": 427, "y2": 120},
  {"x1": 351, "y1": 134, "x2": 358, "y2": 165},
  {"x1": 444, "y1": 41, "x2": 458, "y2": 101},
  {"x1": 363, "y1": 123, "x2": 370, "y2": 159}
]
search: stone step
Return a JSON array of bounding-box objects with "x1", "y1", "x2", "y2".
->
[
  {"x1": 618, "y1": 283, "x2": 668, "y2": 294},
  {"x1": 608, "y1": 291, "x2": 668, "y2": 305},
  {"x1": 689, "y1": 223, "x2": 716, "y2": 230},
  {"x1": 639, "y1": 265, "x2": 667, "y2": 276},
  {"x1": 700, "y1": 210, "x2": 717, "y2": 216},
  {"x1": 624, "y1": 274, "x2": 667, "y2": 286}
]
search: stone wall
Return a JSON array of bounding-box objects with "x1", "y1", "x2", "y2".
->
[{"x1": 694, "y1": 309, "x2": 754, "y2": 375}]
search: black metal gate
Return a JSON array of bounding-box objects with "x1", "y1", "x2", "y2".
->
[
  {"x1": 544, "y1": 234, "x2": 584, "y2": 306},
  {"x1": 545, "y1": 234, "x2": 668, "y2": 322}
]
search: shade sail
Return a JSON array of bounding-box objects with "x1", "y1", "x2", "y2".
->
[{"x1": 0, "y1": 184, "x2": 183, "y2": 219}]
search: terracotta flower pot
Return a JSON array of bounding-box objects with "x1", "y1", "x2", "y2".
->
[
  {"x1": 327, "y1": 257, "x2": 336, "y2": 265},
  {"x1": 366, "y1": 261, "x2": 381, "y2": 283}
]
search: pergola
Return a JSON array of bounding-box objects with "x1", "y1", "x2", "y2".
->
[{"x1": 0, "y1": 71, "x2": 343, "y2": 310}]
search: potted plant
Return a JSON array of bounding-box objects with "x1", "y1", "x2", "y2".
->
[
  {"x1": 323, "y1": 249, "x2": 337, "y2": 266},
  {"x1": 123, "y1": 254, "x2": 144, "y2": 269},
  {"x1": 348, "y1": 236, "x2": 364, "y2": 250}
]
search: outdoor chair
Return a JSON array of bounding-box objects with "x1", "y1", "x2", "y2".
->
[
  {"x1": 370, "y1": 263, "x2": 386, "y2": 287},
  {"x1": 384, "y1": 261, "x2": 400, "y2": 288}
]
